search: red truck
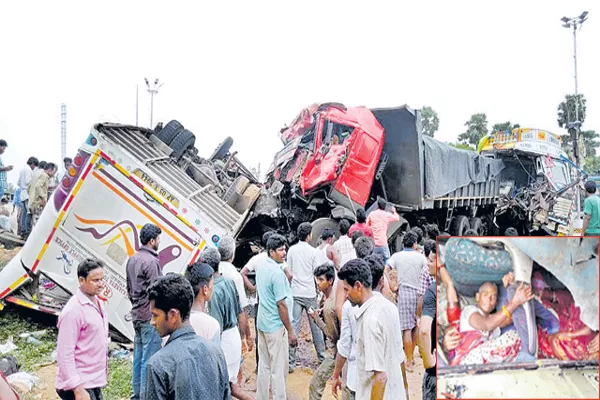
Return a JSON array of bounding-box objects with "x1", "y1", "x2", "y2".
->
[{"x1": 238, "y1": 103, "x2": 506, "y2": 256}]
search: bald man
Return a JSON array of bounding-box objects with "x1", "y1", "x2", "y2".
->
[{"x1": 453, "y1": 279, "x2": 534, "y2": 365}]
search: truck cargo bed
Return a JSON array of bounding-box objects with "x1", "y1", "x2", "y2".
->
[{"x1": 371, "y1": 106, "x2": 503, "y2": 210}]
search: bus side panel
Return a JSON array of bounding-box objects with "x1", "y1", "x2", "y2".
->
[{"x1": 32, "y1": 158, "x2": 203, "y2": 341}]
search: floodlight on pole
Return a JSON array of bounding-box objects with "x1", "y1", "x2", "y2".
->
[
  {"x1": 145, "y1": 77, "x2": 164, "y2": 128},
  {"x1": 560, "y1": 11, "x2": 588, "y2": 229}
]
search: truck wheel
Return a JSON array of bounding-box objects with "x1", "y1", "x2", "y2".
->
[
  {"x1": 310, "y1": 218, "x2": 340, "y2": 247},
  {"x1": 210, "y1": 137, "x2": 234, "y2": 161},
  {"x1": 450, "y1": 215, "x2": 469, "y2": 236},
  {"x1": 469, "y1": 217, "x2": 483, "y2": 236},
  {"x1": 157, "y1": 120, "x2": 184, "y2": 145},
  {"x1": 170, "y1": 129, "x2": 196, "y2": 158},
  {"x1": 224, "y1": 176, "x2": 250, "y2": 208}
]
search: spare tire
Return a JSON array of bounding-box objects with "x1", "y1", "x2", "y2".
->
[
  {"x1": 170, "y1": 129, "x2": 196, "y2": 159},
  {"x1": 210, "y1": 137, "x2": 234, "y2": 161},
  {"x1": 157, "y1": 120, "x2": 184, "y2": 145}
]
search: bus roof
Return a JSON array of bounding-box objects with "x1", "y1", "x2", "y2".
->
[{"x1": 480, "y1": 128, "x2": 567, "y2": 159}]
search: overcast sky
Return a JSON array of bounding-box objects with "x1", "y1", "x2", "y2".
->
[{"x1": 1, "y1": 0, "x2": 598, "y2": 184}]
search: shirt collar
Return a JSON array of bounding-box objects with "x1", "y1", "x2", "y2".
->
[
  {"x1": 354, "y1": 294, "x2": 379, "y2": 320},
  {"x1": 403, "y1": 248, "x2": 415, "y2": 252},
  {"x1": 75, "y1": 289, "x2": 103, "y2": 312},
  {"x1": 165, "y1": 325, "x2": 196, "y2": 346},
  {"x1": 140, "y1": 246, "x2": 159, "y2": 257}
]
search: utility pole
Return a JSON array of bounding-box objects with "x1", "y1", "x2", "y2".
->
[
  {"x1": 144, "y1": 78, "x2": 163, "y2": 128},
  {"x1": 561, "y1": 11, "x2": 588, "y2": 163},
  {"x1": 60, "y1": 104, "x2": 67, "y2": 162},
  {"x1": 561, "y1": 11, "x2": 588, "y2": 228},
  {"x1": 136, "y1": 84, "x2": 139, "y2": 126}
]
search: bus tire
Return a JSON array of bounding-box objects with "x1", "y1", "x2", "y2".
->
[
  {"x1": 157, "y1": 120, "x2": 184, "y2": 145},
  {"x1": 225, "y1": 176, "x2": 250, "y2": 207},
  {"x1": 210, "y1": 137, "x2": 234, "y2": 161},
  {"x1": 450, "y1": 215, "x2": 469, "y2": 236},
  {"x1": 170, "y1": 129, "x2": 196, "y2": 158}
]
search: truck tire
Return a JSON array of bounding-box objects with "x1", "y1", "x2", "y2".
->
[
  {"x1": 310, "y1": 218, "x2": 340, "y2": 247},
  {"x1": 157, "y1": 120, "x2": 184, "y2": 145},
  {"x1": 469, "y1": 217, "x2": 483, "y2": 236},
  {"x1": 170, "y1": 129, "x2": 196, "y2": 159},
  {"x1": 450, "y1": 215, "x2": 469, "y2": 236},
  {"x1": 210, "y1": 136, "x2": 234, "y2": 161},
  {"x1": 225, "y1": 176, "x2": 250, "y2": 207}
]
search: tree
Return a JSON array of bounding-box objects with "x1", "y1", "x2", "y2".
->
[
  {"x1": 584, "y1": 156, "x2": 600, "y2": 174},
  {"x1": 421, "y1": 106, "x2": 440, "y2": 137},
  {"x1": 557, "y1": 94, "x2": 587, "y2": 128},
  {"x1": 561, "y1": 130, "x2": 599, "y2": 159},
  {"x1": 458, "y1": 113, "x2": 488, "y2": 146},
  {"x1": 491, "y1": 121, "x2": 520, "y2": 133},
  {"x1": 449, "y1": 142, "x2": 475, "y2": 151}
]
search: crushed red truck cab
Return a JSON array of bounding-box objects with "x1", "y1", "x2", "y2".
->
[{"x1": 272, "y1": 103, "x2": 385, "y2": 210}]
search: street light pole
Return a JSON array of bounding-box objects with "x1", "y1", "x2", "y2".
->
[
  {"x1": 561, "y1": 11, "x2": 588, "y2": 231},
  {"x1": 561, "y1": 12, "x2": 588, "y2": 138},
  {"x1": 144, "y1": 78, "x2": 164, "y2": 128}
]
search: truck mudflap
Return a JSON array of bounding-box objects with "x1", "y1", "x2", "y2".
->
[{"x1": 438, "y1": 360, "x2": 599, "y2": 398}]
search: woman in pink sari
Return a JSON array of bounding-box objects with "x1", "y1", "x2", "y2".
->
[{"x1": 532, "y1": 271, "x2": 599, "y2": 361}]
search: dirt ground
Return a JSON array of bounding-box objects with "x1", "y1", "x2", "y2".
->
[{"x1": 24, "y1": 314, "x2": 424, "y2": 400}]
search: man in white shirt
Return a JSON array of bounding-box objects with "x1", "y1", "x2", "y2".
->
[
  {"x1": 338, "y1": 258, "x2": 407, "y2": 400},
  {"x1": 287, "y1": 222, "x2": 326, "y2": 372},
  {"x1": 17, "y1": 157, "x2": 38, "y2": 238},
  {"x1": 332, "y1": 254, "x2": 404, "y2": 399},
  {"x1": 185, "y1": 261, "x2": 221, "y2": 345},
  {"x1": 333, "y1": 219, "x2": 356, "y2": 268},
  {"x1": 217, "y1": 236, "x2": 254, "y2": 353}
]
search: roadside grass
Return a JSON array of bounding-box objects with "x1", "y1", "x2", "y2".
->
[{"x1": 1, "y1": 304, "x2": 133, "y2": 399}]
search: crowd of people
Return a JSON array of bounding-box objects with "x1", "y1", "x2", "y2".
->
[
  {"x1": 21, "y1": 194, "x2": 438, "y2": 400},
  {"x1": 0, "y1": 140, "x2": 73, "y2": 239}
]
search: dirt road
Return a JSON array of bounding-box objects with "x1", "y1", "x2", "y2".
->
[{"x1": 25, "y1": 313, "x2": 424, "y2": 400}]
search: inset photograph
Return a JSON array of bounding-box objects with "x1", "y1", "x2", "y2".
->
[{"x1": 437, "y1": 237, "x2": 599, "y2": 399}]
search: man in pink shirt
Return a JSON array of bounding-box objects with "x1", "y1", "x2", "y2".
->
[
  {"x1": 348, "y1": 208, "x2": 373, "y2": 239},
  {"x1": 55, "y1": 259, "x2": 108, "y2": 400},
  {"x1": 366, "y1": 198, "x2": 400, "y2": 261}
]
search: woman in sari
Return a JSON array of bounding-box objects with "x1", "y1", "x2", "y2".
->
[{"x1": 532, "y1": 271, "x2": 599, "y2": 361}]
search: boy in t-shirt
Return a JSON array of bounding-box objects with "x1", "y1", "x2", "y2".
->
[{"x1": 582, "y1": 180, "x2": 600, "y2": 236}]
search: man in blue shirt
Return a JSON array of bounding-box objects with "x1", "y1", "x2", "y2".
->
[
  {"x1": 146, "y1": 274, "x2": 230, "y2": 400},
  {"x1": 256, "y1": 234, "x2": 297, "y2": 400}
]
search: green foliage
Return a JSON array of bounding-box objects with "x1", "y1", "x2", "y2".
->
[
  {"x1": 491, "y1": 121, "x2": 520, "y2": 133},
  {"x1": 0, "y1": 305, "x2": 133, "y2": 400},
  {"x1": 557, "y1": 94, "x2": 587, "y2": 128},
  {"x1": 421, "y1": 106, "x2": 440, "y2": 137},
  {"x1": 458, "y1": 113, "x2": 488, "y2": 146},
  {"x1": 561, "y1": 130, "x2": 599, "y2": 159},
  {"x1": 584, "y1": 156, "x2": 600, "y2": 174},
  {"x1": 104, "y1": 359, "x2": 133, "y2": 399}
]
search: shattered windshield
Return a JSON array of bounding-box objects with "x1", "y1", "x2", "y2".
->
[{"x1": 543, "y1": 158, "x2": 570, "y2": 189}]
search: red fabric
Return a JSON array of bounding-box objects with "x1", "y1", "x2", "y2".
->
[
  {"x1": 447, "y1": 305, "x2": 461, "y2": 327},
  {"x1": 537, "y1": 289, "x2": 597, "y2": 360},
  {"x1": 449, "y1": 330, "x2": 486, "y2": 366},
  {"x1": 348, "y1": 222, "x2": 373, "y2": 239}
]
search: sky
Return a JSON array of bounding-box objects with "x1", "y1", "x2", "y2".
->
[{"x1": 0, "y1": 0, "x2": 598, "y2": 185}]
